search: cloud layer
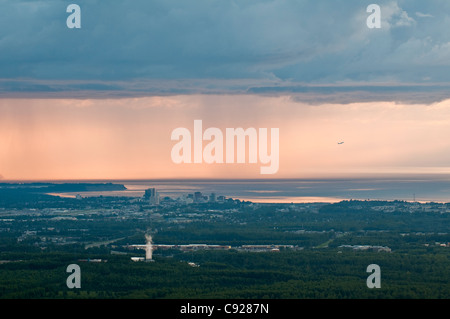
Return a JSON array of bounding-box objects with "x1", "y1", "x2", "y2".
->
[{"x1": 1, "y1": 0, "x2": 450, "y2": 101}]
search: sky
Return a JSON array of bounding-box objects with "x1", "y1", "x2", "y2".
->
[{"x1": 2, "y1": 0, "x2": 450, "y2": 180}]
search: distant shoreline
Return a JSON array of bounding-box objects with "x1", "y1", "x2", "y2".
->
[
  {"x1": 2, "y1": 180, "x2": 450, "y2": 204},
  {"x1": 0, "y1": 182, "x2": 127, "y2": 193}
]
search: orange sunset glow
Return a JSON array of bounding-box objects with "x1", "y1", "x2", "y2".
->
[{"x1": 2, "y1": 95, "x2": 450, "y2": 181}]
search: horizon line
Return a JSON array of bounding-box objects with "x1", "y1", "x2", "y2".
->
[{"x1": 3, "y1": 173, "x2": 450, "y2": 183}]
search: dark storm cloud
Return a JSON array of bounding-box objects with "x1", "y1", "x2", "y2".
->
[{"x1": 1, "y1": 0, "x2": 450, "y2": 102}]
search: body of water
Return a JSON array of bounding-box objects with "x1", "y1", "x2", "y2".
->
[{"x1": 48, "y1": 177, "x2": 450, "y2": 203}]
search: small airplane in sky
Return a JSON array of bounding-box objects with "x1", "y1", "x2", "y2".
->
[{"x1": 337, "y1": 141, "x2": 344, "y2": 144}]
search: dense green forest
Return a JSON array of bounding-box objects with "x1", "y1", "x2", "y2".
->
[
  {"x1": 0, "y1": 248, "x2": 448, "y2": 299},
  {"x1": 0, "y1": 192, "x2": 449, "y2": 299}
]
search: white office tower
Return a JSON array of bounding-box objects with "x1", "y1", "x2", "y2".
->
[{"x1": 144, "y1": 188, "x2": 159, "y2": 205}]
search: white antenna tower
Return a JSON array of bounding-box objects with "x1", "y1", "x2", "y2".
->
[{"x1": 145, "y1": 234, "x2": 153, "y2": 261}]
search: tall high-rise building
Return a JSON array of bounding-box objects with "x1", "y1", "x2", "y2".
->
[
  {"x1": 194, "y1": 191, "x2": 203, "y2": 203},
  {"x1": 144, "y1": 188, "x2": 159, "y2": 205},
  {"x1": 209, "y1": 193, "x2": 216, "y2": 202}
]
